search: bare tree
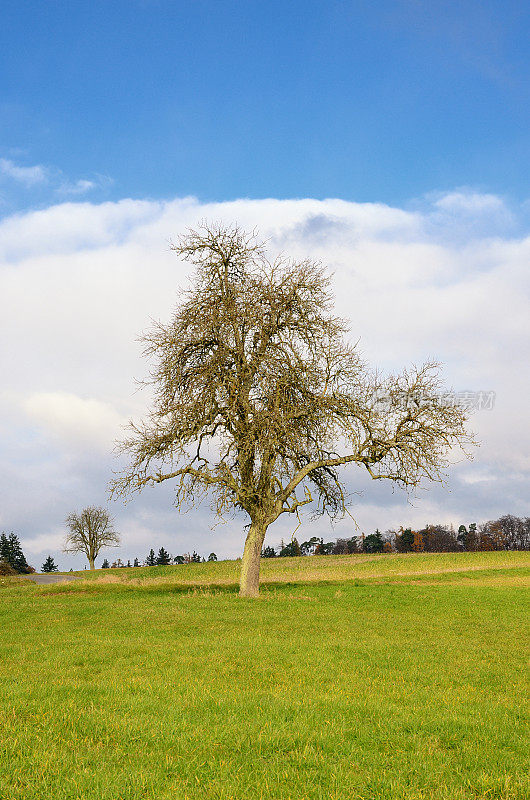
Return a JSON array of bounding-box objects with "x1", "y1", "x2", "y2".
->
[
  {"x1": 64, "y1": 506, "x2": 120, "y2": 570},
  {"x1": 111, "y1": 222, "x2": 473, "y2": 596}
]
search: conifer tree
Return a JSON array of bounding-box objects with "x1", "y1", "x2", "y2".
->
[
  {"x1": 146, "y1": 548, "x2": 157, "y2": 566},
  {"x1": 468, "y1": 522, "x2": 478, "y2": 550},
  {"x1": 0, "y1": 533, "x2": 10, "y2": 563},
  {"x1": 279, "y1": 537, "x2": 302, "y2": 557},
  {"x1": 101, "y1": 558, "x2": 110, "y2": 568},
  {"x1": 207, "y1": 552, "x2": 218, "y2": 561},
  {"x1": 396, "y1": 527, "x2": 415, "y2": 552},
  {"x1": 363, "y1": 530, "x2": 384, "y2": 553},
  {"x1": 11, "y1": 533, "x2": 30, "y2": 573},
  {"x1": 0, "y1": 532, "x2": 32, "y2": 573},
  {"x1": 457, "y1": 524, "x2": 468, "y2": 550},
  {"x1": 133, "y1": 557, "x2": 140, "y2": 567},
  {"x1": 156, "y1": 547, "x2": 171, "y2": 565},
  {"x1": 42, "y1": 555, "x2": 58, "y2": 573}
]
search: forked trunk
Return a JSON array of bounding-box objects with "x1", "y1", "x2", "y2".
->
[{"x1": 239, "y1": 520, "x2": 267, "y2": 597}]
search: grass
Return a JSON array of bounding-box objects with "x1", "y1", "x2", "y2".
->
[{"x1": 1, "y1": 551, "x2": 529, "y2": 799}]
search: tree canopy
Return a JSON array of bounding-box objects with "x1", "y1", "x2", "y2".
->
[
  {"x1": 111, "y1": 222, "x2": 472, "y2": 596},
  {"x1": 64, "y1": 506, "x2": 119, "y2": 570}
]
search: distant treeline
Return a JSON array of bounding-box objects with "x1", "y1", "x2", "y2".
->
[
  {"x1": 2, "y1": 514, "x2": 528, "y2": 575},
  {"x1": 101, "y1": 548, "x2": 219, "y2": 569},
  {"x1": 262, "y1": 514, "x2": 530, "y2": 557}
]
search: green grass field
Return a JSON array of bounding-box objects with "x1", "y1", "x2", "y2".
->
[{"x1": 1, "y1": 551, "x2": 528, "y2": 799}]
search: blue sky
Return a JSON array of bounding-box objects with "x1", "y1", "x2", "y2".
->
[{"x1": 1, "y1": 0, "x2": 529, "y2": 210}]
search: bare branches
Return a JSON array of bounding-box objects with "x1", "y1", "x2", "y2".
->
[
  {"x1": 111, "y1": 221, "x2": 473, "y2": 533},
  {"x1": 64, "y1": 506, "x2": 120, "y2": 569}
]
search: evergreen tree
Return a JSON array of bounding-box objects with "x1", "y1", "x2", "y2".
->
[
  {"x1": 126, "y1": 559, "x2": 131, "y2": 567},
  {"x1": 396, "y1": 527, "x2": 415, "y2": 553},
  {"x1": 11, "y1": 533, "x2": 30, "y2": 573},
  {"x1": 174, "y1": 555, "x2": 185, "y2": 564},
  {"x1": 363, "y1": 530, "x2": 384, "y2": 553},
  {"x1": 101, "y1": 559, "x2": 110, "y2": 568},
  {"x1": 0, "y1": 533, "x2": 10, "y2": 563},
  {"x1": 190, "y1": 551, "x2": 201, "y2": 563},
  {"x1": 42, "y1": 555, "x2": 58, "y2": 573},
  {"x1": 133, "y1": 557, "x2": 140, "y2": 567},
  {"x1": 207, "y1": 552, "x2": 218, "y2": 561},
  {"x1": 146, "y1": 548, "x2": 157, "y2": 566},
  {"x1": 0, "y1": 532, "x2": 32, "y2": 573},
  {"x1": 261, "y1": 546, "x2": 276, "y2": 558},
  {"x1": 468, "y1": 522, "x2": 478, "y2": 550},
  {"x1": 156, "y1": 547, "x2": 171, "y2": 565},
  {"x1": 457, "y1": 524, "x2": 468, "y2": 550},
  {"x1": 279, "y1": 538, "x2": 302, "y2": 557}
]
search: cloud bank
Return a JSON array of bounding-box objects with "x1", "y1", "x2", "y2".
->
[{"x1": 1, "y1": 192, "x2": 529, "y2": 567}]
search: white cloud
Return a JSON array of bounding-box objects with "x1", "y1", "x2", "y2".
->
[
  {"x1": 0, "y1": 158, "x2": 48, "y2": 186},
  {"x1": 58, "y1": 179, "x2": 96, "y2": 196},
  {"x1": 423, "y1": 189, "x2": 517, "y2": 240},
  {"x1": 0, "y1": 157, "x2": 113, "y2": 203},
  {"x1": 57, "y1": 174, "x2": 114, "y2": 197},
  {"x1": 0, "y1": 197, "x2": 166, "y2": 261},
  {"x1": 23, "y1": 530, "x2": 65, "y2": 556},
  {"x1": 23, "y1": 392, "x2": 126, "y2": 452},
  {"x1": 1, "y1": 190, "x2": 529, "y2": 563},
  {"x1": 433, "y1": 190, "x2": 506, "y2": 214}
]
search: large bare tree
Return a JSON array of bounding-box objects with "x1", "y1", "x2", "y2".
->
[
  {"x1": 111, "y1": 223, "x2": 472, "y2": 596},
  {"x1": 64, "y1": 506, "x2": 120, "y2": 570}
]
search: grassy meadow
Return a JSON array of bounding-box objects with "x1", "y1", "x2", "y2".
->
[{"x1": 1, "y1": 551, "x2": 529, "y2": 799}]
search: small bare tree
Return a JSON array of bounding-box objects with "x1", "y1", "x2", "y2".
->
[
  {"x1": 111, "y1": 222, "x2": 473, "y2": 596},
  {"x1": 64, "y1": 506, "x2": 120, "y2": 570}
]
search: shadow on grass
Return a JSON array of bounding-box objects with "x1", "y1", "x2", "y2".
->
[{"x1": 33, "y1": 576, "x2": 371, "y2": 600}]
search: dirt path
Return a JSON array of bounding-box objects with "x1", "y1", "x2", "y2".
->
[{"x1": 19, "y1": 574, "x2": 83, "y2": 585}]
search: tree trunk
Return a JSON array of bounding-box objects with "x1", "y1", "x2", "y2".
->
[
  {"x1": 88, "y1": 557, "x2": 95, "y2": 570},
  {"x1": 239, "y1": 520, "x2": 267, "y2": 597}
]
